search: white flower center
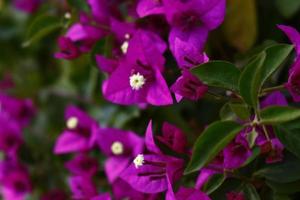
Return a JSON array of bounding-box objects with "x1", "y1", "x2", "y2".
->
[
  {"x1": 121, "y1": 41, "x2": 129, "y2": 54},
  {"x1": 64, "y1": 12, "x2": 71, "y2": 19},
  {"x1": 129, "y1": 73, "x2": 146, "y2": 90},
  {"x1": 133, "y1": 154, "x2": 145, "y2": 169},
  {"x1": 66, "y1": 117, "x2": 78, "y2": 129},
  {"x1": 111, "y1": 141, "x2": 124, "y2": 155}
]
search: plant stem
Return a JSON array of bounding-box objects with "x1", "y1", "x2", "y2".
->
[{"x1": 260, "y1": 85, "x2": 285, "y2": 96}]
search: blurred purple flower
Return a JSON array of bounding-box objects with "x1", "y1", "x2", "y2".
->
[
  {"x1": 13, "y1": 0, "x2": 41, "y2": 13},
  {"x1": 166, "y1": 186, "x2": 211, "y2": 200},
  {"x1": 0, "y1": 114, "x2": 23, "y2": 158},
  {"x1": 278, "y1": 25, "x2": 300, "y2": 102},
  {"x1": 54, "y1": 37, "x2": 81, "y2": 60},
  {"x1": 137, "y1": 0, "x2": 164, "y2": 17},
  {"x1": 146, "y1": 120, "x2": 187, "y2": 154},
  {"x1": 91, "y1": 193, "x2": 112, "y2": 200},
  {"x1": 95, "y1": 127, "x2": 144, "y2": 183},
  {"x1": 65, "y1": 154, "x2": 99, "y2": 177},
  {"x1": 172, "y1": 38, "x2": 209, "y2": 69},
  {"x1": 55, "y1": 9, "x2": 108, "y2": 60},
  {"x1": 68, "y1": 176, "x2": 98, "y2": 200},
  {"x1": 0, "y1": 160, "x2": 32, "y2": 200},
  {"x1": 171, "y1": 70, "x2": 208, "y2": 102},
  {"x1": 41, "y1": 190, "x2": 68, "y2": 200},
  {"x1": 54, "y1": 105, "x2": 99, "y2": 154},
  {"x1": 0, "y1": 93, "x2": 35, "y2": 127},
  {"x1": 226, "y1": 192, "x2": 246, "y2": 200},
  {"x1": 112, "y1": 179, "x2": 159, "y2": 200}
]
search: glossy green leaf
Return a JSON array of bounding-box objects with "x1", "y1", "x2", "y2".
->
[
  {"x1": 23, "y1": 15, "x2": 62, "y2": 47},
  {"x1": 254, "y1": 154, "x2": 300, "y2": 183},
  {"x1": 229, "y1": 103, "x2": 251, "y2": 120},
  {"x1": 220, "y1": 103, "x2": 236, "y2": 121},
  {"x1": 239, "y1": 52, "x2": 266, "y2": 107},
  {"x1": 267, "y1": 180, "x2": 300, "y2": 195},
  {"x1": 260, "y1": 106, "x2": 300, "y2": 125},
  {"x1": 260, "y1": 44, "x2": 293, "y2": 85},
  {"x1": 203, "y1": 174, "x2": 226, "y2": 194},
  {"x1": 243, "y1": 184, "x2": 261, "y2": 200},
  {"x1": 223, "y1": 0, "x2": 257, "y2": 52},
  {"x1": 184, "y1": 121, "x2": 243, "y2": 174},
  {"x1": 275, "y1": 0, "x2": 300, "y2": 18},
  {"x1": 275, "y1": 124, "x2": 300, "y2": 159},
  {"x1": 191, "y1": 61, "x2": 241, "y2": 91}
]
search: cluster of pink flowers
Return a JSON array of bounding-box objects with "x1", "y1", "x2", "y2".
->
[
  {"x1": 7, "y1": 0, "x2": 300, "y2": 199},
  {"x1": 0, "y1": 82, "x2": 36, "y2": 200},
  {"x1": 54, "y1": 105, "x2": 213, "y2": 199},
  {"x1": 51, "y1": 0, "x2": 300, "y2": 199},
  {"x1": 55, "y1": 0, "x2": 225, "y2": 106}
]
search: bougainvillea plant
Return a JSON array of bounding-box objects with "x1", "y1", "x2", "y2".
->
[{"x1": 1, "y1": 0, "x2": 300, "y2": 199}]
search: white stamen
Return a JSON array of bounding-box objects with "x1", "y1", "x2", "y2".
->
[
  {"x1": 64, "y1": 12, "x2": 71, "y2": 19},
  {"x1": 111, "y1": 141, "x2": 124, "y2": 155},
  {"x1": 129, "y1": 73, "x2": 146, "y2": 90},
  {"x1": 121, "y1": 41, "x2": 129, "y2": 54},
  {"x1": 226, "y1": 90, "x2": 233, "y2": 96},
  {"x1": 133, "y1": 154, "x2": 144, "y2": 169},
  {"x1": 66, "y1": 117, "x2": 78, "y2": 129},
  {"x1": 124, "y1": 33, "x2": 130, "y2": 39}
]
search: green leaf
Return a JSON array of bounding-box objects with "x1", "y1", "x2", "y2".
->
[
  {"x1": 260, "y1": 106, "x2": 300, "y2": 125},
  {"x1": 247, "y1": 129, "x2": 258, "y2": 148},
  {"x1": 273, "y1": 194, "x2": 291, "y2": 200},
  {"x1": 191, "y1": 61, "x2": 241, "y2": 91},
  {"x1": 275, "y1": 0, "x2": 300, "y2": 18},
  {"x1": 67, "y1": 0, "x2": 90, "y2": 12},
  {"x1": 267, "y1": 180, "x2": 300, "y2": 195},
  {"x1": 239, "y1": 52, "x2": 266, "y2": 107},
  {"x1": 243, "y1": 184, "x2": 261, "y2": 200},
  {"x1": 275, "y1": 124, "x2": 300, "y2": 159},
  {"x1": 239, "y1": 44, "x2": 292, "y2": 108},
  {"x1": 184, "y1": 121, "x2": 243, "y2": 174},
  {"x1": 260, "y1": 44, "x2": 293, "y2": 85},
  {"x1": 23, "y1": 15, "x2": 62, "y2": 47},
  {"x1": 220, "y1": 103, "x2": 236, "y2": 121},
  {"x1": 203, "y1": 174, "x2": 226, "y2": 194},
  {"x1": 223, "y1": 0, "x2": 257, "y2": 52},
  {"x1": 254, "y1": 154, "x2": 300, "y2": 183},
  {"x1": 229, "y1": 103, "x2": 251, "y2": 120}
]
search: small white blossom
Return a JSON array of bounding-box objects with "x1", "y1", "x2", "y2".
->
[
  {"x1": 121, "y1": 41, "x2": 129, "y2": 54},
  {"x1": 64, "y1": 12, "x2": 71, "y2": 19},
  {"x1": 129, "y1": 73, "x2": 146, "y2": 90},
  {"x1": 66, "y1": 117, "x2": 78, "y2": 129},
  {"x1": 133, "y1": 154, "x2": 145, "y2": 169},
  {"x1": 111, "y1": 141, "x2": 124, "y2": 155}
]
